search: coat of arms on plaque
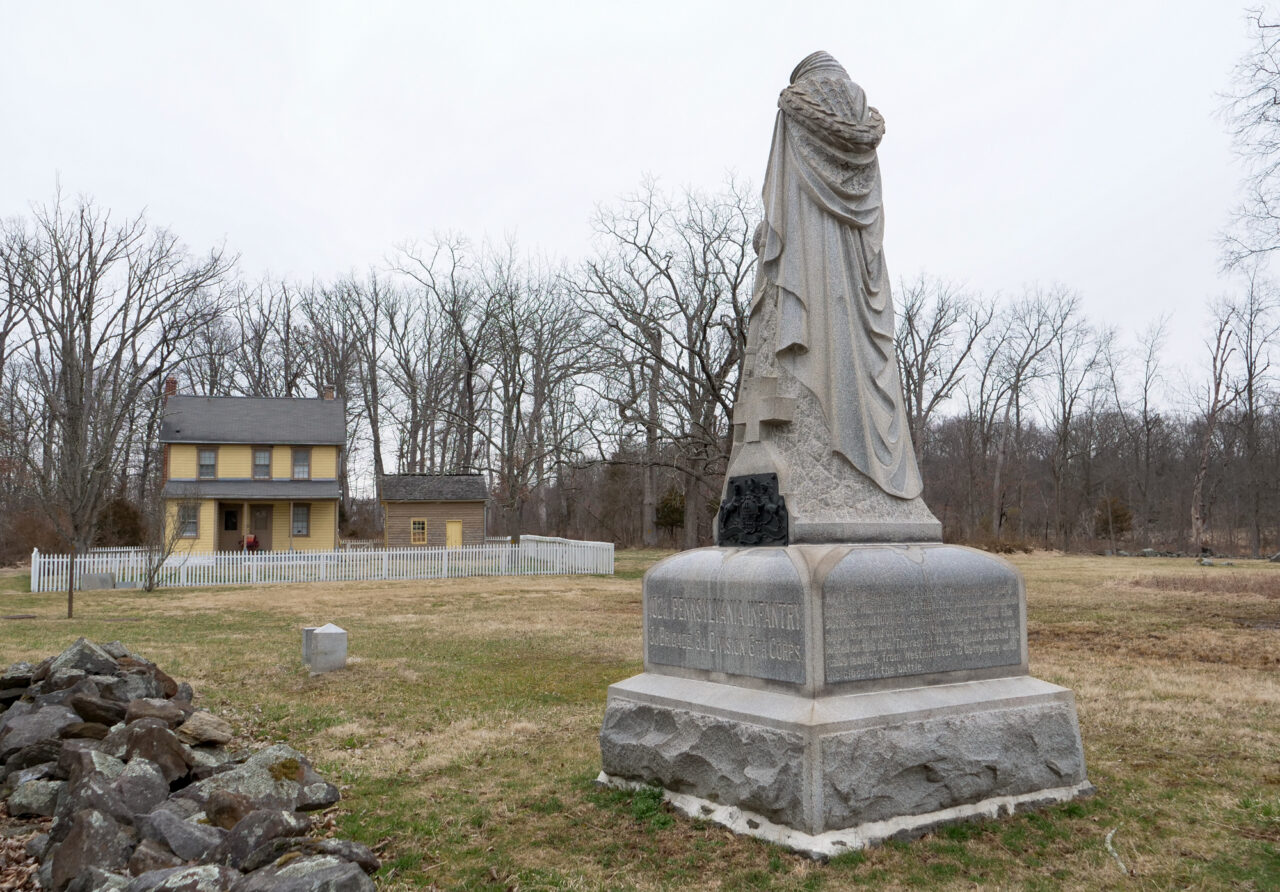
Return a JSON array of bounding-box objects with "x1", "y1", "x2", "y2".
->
[{"x1": 717, "y1": 473, "x2": 789, "y2": 546}]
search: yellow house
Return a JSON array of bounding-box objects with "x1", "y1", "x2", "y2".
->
[{"x1": 160, "y1": 390, "x2": 345, "y2": 553}]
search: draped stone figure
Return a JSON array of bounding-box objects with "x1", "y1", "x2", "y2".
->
[{"x1": 721, "y1": 51, "x2": 940, "y2": 543}]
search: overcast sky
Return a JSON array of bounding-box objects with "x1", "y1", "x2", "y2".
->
[{"x1": 0, "y1": 1, "x2": 1259, "y2": 396}]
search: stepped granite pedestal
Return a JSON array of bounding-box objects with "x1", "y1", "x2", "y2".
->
[{"x1": 598, "y1": 545, "x2": 1092, "y2": 857}]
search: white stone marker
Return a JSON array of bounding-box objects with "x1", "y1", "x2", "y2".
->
[
  {"x1": 303, "y1": 623, "x2": 347, "y2": 674},
  {"x1": 78, "y1": 572, "x2": 117, "y2": 591}
]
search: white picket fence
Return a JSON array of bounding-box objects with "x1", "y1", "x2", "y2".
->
[
  {"x1": 337, "y1": 539, "x2": 381, "y2": 551},
  {"x1": 30, "y1": 535, "x2": 613, "y2": 592}
]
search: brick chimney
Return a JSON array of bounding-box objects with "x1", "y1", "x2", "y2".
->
[
  {"x1": 163, "y1": 376, "x2": 178, "y2": 403},
  {"x1": 322, "y1": 385, "x2": 335, "y2": 400}
]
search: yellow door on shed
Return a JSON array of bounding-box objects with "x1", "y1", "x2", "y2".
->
[{"x1": 446, "y1": 520, "x2": 463, "y2": 549}]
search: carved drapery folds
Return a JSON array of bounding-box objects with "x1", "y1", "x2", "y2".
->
[{"x1": 744, "y1": 50, "x2": 923, "y2": 501}]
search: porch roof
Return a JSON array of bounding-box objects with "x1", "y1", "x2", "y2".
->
[{"x1": 162, "y1": 479, "x2": 341, "y2": 500}]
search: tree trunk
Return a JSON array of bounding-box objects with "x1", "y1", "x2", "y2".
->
[
  {"x1": 991, "y1": 408, "x2": 1012, "y2": 541},
  {"x1": 66, "y1": 541, "x2": 76, "y2": 620},
  {"x1": 642, "y1": 332, "x2": 661, "y2": 547},
  {"x1": 1191, "y1": 437, "x2": 1213, "y2": 553},
  {"x1": 682, "y1": 478, "x2": 703, "y2": 550}
]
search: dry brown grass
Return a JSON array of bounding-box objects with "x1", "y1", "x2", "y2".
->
[
  {"x1": 0, "y1": 552, "x2": 1276, "y2": 890},
  {"x1": 1131, "y1": 570, "x2": 1280, "y2": 599}
]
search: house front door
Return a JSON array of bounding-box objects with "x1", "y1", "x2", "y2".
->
[
  {"x1": 446, "y1": 520, "x2": 463, "y2": 549},
  {"x1": 250, "y1": 505, "x2": 273, "y2": 551},
  {"x1": 217, "y1": 503, "x2": 240, "y2": 552}
]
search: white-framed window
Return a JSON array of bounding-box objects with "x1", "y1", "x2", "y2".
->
[
  {"x1": 411, "y1": 519, "x2": 426, "y2": 545},
  {"x1": 178, "y1": 503, "x2": 199, "y2": 537},
  {"x1": 253, "y1": 447, "x2": 272, "y2": 479},
  {"x1": 291, "y1": 447, "x2": 311, "y2": 480},
  {"x1": 292, "y1": 503, "x2": 311, "y2": 536},
  {"x1": 197, "y1": 448, "x2": 217, "y2": 479}
]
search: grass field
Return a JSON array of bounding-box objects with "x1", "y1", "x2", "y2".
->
[{"x1": 0, "y1": 550, "x2": 1277, "y2": 891}]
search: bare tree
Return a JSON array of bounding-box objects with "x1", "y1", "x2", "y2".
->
[
  {"x1": 1105, "y1": 317, "x2": 1170, "y2": 546},
  {"x1": 1190, "y1": 300, "x2": 1239, "y2": 553},
  {"x1": 956, "y1": 312, "x2": 1012, "y2": 538},
  {"x1": 476, "y1": 247, "x2": 594, "y2": 540},
  {"x1": 577, "y1": 258, "x2": 666, "y2": 547},
  {"x1": 395, "y1": 236, "x2": 497, "y2": 474},
  {"x1": 579, "y1": 177, "x2": 757, "y2": 547},
  {"x1": 137, "y1": 462, "x2": 200, "y2": 592},
  {"x1": 171, "y1": 313, "x2": 237, "y2": 397},
  {"x1": 986, "y1": 286, "x2": 1080, "y2": 542},
  {"x1": 342, "y1": 271, "x2": 399, "y2": 500},
  {"x1": 298, "y1": 283, "x2": 362, "y2": 513},
  {"x1": 0, "y1": 226, "x2": 33, "y2": 392},
  {"x1": 2, "y1": 194, "x2": 231, "y2": 616},
  {"x1": 894, "y1": 274, "x2": 992, "y2": 467},
  {"x1": 1227, "y1": 272, "x2": 1278, "y2": 555},
  {"x1": 378, "y1": 285, "x2": 452, "y2": 475},
  {"x1": 229, "y1": 280, "x2": 306, "y2": 397},
  {"x1": 1041, "y1": 319, "x2": 1108, "y2": 549},
  {"x1": 1222, "y1": 8, "x2": 1280, "y2": 268}
]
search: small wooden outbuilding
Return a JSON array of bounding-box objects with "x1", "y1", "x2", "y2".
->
[{"x1": 380, "y1": 474, "x2": 488, "y2": 548}]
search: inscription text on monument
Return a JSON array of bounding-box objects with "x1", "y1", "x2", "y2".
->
[
  {"x1": 647, "y1": 586, "x2": 806, "y2": 684},
  {"x1": 823, "y1": 549, "x2": 1023, "y2": 683}
]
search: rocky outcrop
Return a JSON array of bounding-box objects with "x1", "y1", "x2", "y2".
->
[{"x1": 0, "y1": 639, "x2": 378, "y2": 891}]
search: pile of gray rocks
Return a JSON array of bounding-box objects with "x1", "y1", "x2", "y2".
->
[{"x1": 0, "y1": 638, "x2": 379, "y2": 891}]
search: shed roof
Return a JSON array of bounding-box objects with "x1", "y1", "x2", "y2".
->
[
  {"x1": 159, "y1": 396, "x2": 346, "y2": 446},
  {"x1": 381, "y1": 474, "x2": 488, "y2": 502}
]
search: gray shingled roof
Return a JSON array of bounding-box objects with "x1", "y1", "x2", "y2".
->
[
  {"x1": 159, "y1": 396, "x2": 346, "y2": 445},
  {"x1": 381, "y1": 474, "x2": 488, "y2": 502},
  {"x1": 162, "y1": 480, "x2": 341, "y2": 500}
]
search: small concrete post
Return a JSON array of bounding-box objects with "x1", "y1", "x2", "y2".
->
[{"x1": 305, "y1": 623, "x2": 347, "y2": 674}]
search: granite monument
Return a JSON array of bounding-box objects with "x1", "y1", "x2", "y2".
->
[{"x1": 598, "y1": 51, "x2": 1092, "y2": 857}]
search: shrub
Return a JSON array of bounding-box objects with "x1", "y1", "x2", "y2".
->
[
  {"x1": 1094, "y1": 497, "x2": 1132, "y2": 540},
  {"x1": 95, "y1": 497, "x2": 145, "y2": 547}
]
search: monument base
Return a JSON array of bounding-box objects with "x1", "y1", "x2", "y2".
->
[
  {"x1": 597, "y1": 771, "x2": 1093, "y2": 859},
  {"x1": 599, "y1": 673, "x2": 1092, "y2": 855}
]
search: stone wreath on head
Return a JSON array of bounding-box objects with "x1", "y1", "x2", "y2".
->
[{"x1": 779, "y1": 50, "x2": 885, "y2": 151}]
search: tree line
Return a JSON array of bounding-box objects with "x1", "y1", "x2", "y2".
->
[{"x1": 2, "y1": 180, "x2": 1280, "y2": 562}]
